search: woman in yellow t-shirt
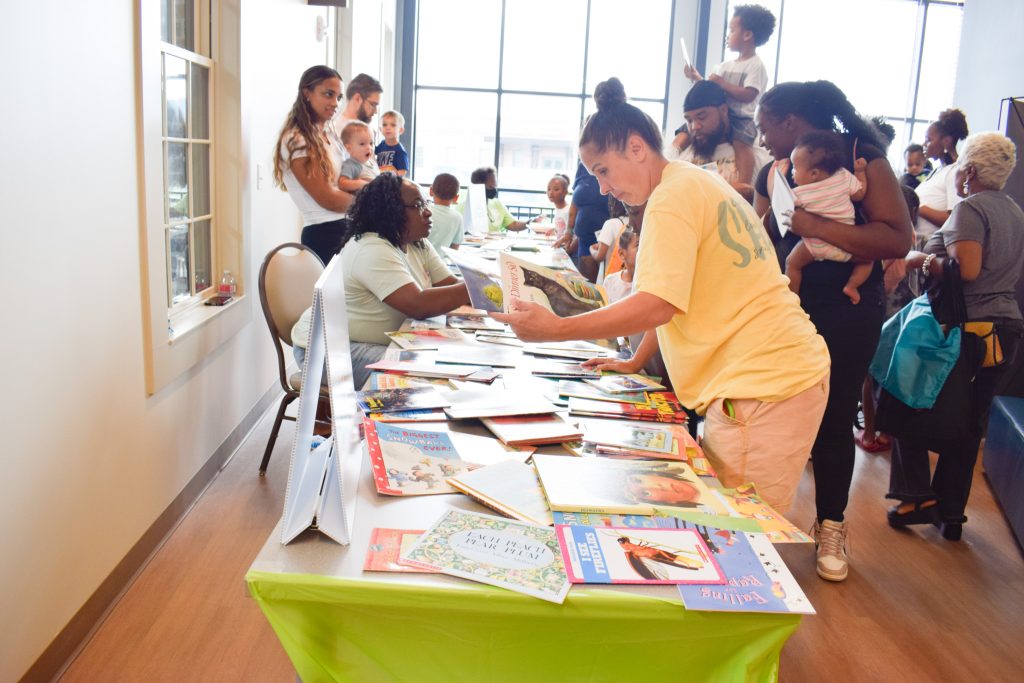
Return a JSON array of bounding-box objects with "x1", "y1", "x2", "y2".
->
[{"x1": 494, "y1": 77, "x2": 830, "y2": 521}]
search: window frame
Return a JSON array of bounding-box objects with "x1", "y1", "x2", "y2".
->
[
  {"x1": 161, "y1": 41, "x2": 216, "y2": 310},
  {"x1": 720, "y1": 0, "x2": 964, "y2": 162},
  {"x1": 407, "y1": 0, "x2": 676, "y2": 200},
  {"x1": 138, "y1": 0, "x2": 248, "y2": 395}
]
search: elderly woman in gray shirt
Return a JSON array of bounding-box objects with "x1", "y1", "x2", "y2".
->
[{"x1": 887, "y1": 132, "x2": 1024, "y2": 541}]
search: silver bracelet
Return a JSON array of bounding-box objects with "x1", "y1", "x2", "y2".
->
[{"x1": 921, "y1": 253, "x2": 936, "y2": 277}]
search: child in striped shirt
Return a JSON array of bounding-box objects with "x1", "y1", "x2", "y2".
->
[{"x1": 783, "y1": 130, "x2": 869, "y2": 304}]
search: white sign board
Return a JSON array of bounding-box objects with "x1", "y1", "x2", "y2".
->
[
  {"x1": 280, "y1": 256, "x2": 362, "y2": 545},
  {"x1": 463, "y1": 183, "x2": 490, "y2": 234}
]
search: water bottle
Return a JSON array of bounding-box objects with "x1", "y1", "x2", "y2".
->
[{"x1": 218, "y1": 270, "x2": 236, "y2": 298}]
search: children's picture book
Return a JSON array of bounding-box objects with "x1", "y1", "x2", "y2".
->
[
  {"x1": 447, "y1": 313, "x2": 506, "y2": 332},
  {"x1": 676, "y1": 526, "x2": 815, "y2": 614},
  {"x1": 367, "y1": 409, "x2": 448, "y2": 423},
  {"x1": 557, "y1": 525, "x2": 726, "y2": 585},
  {"x1": 386, "y1": 328, "x2": 470, "y2": 350},
  {"x1": 532, "y1": 455, "x2": 724, "y2": 516},
  {"x1": 366, "y1": 359, "x2": 479, "y2": 380},
  {"x1": 365, "y1": 372, "x2": 451, "y2": 390},
  {"x1": 530, "y1": 361, "x2": 601, "y2": 380},
  {"x1": 558, "y1": 380, "x2": 648, "y2": 405},
  {"x1": 401, "y1": 508, "x2": 571, "y2": 604},
  {"x1": 357, "y1": 386, "x2": 451, "y2": 414},
  {"x1": 582, "y1": 421, "x2": 676, "y2": 455},
  {"x1": 552, "y1": 511, "x2": 679, "y2": 529},
  {"x1": 584, "y1": 373, "x2": 666, "y2": 394},
  {"x1": 443, "y1": 387, "x2": 556, "y2": 420},
  {"x1": 364, "y1": 419, "x2": 467, "y2": 496},
  {"x1": 447, "y1": 460, "x2": 554, "y2": 526},
  {"x1": 568, "y1": 392, "x2": 688, "y2": 424},
  {"x1": 479, "y1": 413, "x2": 583, "y2": 447},
  {"x1": 443, "y1": 247, "x2": 505, "y2": 312},
  {"x1": 446, "y1": 429, "x2": 536, "y2": 467},
  {"x1": 499, "y1": 251, "x2": 607, "y2": 318},
  {"x1": 712, "y1": 483, "x2": 814, "y2": 543},
  {"x1": 476, "y1": 334, "x2": 525, "y2": 348},
  {"x1": 363, "y1": 528, "x2": 437, "y2": 573},
  {"x1": 523, "y1": 341, "x2": 611, "y2": 362},
  {"x1": 435, "y1": 346, "x2": 520, "y2": 368}
]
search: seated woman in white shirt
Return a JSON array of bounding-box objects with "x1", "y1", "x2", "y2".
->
[{"x1": 293, "y1": 174, "x2": 470, "y2": 389}]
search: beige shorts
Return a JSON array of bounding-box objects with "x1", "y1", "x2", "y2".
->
[{"x1": 700, "y1": 372, "x2": 830, "y2": 513}]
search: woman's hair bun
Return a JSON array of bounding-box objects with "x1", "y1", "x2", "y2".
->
[{"x1": 594, "y1": 77, "x2": 627, "y2": 111}]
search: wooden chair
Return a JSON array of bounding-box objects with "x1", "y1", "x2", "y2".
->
[{"x1": 257, "y1": 242, "x2": 329, "y2": 475}]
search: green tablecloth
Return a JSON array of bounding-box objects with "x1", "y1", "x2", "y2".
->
[{"x1": 247, "y1": 568, "x2": 799, "y2": 682}]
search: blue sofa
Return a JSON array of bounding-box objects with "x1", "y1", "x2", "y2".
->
[{"x1": 983, "y1": 396, "x2": 1024, "y2": 548}]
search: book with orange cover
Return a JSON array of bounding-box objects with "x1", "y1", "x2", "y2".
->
[{"x1": 363, "y1": 528, "x2": 437, "y2": 573}]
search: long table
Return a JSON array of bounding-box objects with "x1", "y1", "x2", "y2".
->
[{"x1": 247, "y1": 424, "x2": 801, "y2": 682}]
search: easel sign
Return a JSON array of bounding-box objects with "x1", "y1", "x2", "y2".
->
[
  {"x1": 280, "y1": 255, "x2": 362, "y2": 545},
  {"x1": 464, "y1": 183, "x2": 489, "y2": 235}
]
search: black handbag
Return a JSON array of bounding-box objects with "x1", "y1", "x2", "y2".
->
[{"x1": 874, "y1": 258, "x2": 986, "y2": 443}]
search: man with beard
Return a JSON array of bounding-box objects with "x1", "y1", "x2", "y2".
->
[
  {"x1": 671, "y1": 80, "x2": 770, "y2": 202},
  {"x1": 332, "y1": 73, "x2": 383, "y2": 141}
]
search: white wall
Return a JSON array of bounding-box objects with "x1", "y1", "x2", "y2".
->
[
  {"x1": 953, "y1": 0, "x2": 1024, "y2": 132},
  {"x1": 0, "y1": 1, "x2": 336, "y2": 679}
]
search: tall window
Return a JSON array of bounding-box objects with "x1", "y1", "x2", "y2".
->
[
  {"x1": 723, "y1": 0, "x2": 964, "y2": 167},
  {"x1": 412, "y1": 0, "x2": 674, "y2": 206},
  {"x1": 162, "y1": 0, "x2": 214, "y2": 307}
]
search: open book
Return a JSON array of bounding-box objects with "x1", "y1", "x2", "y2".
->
[
  {"x1": 444, "y1": 247, "x2": 504, "y2": 313},
  {"x1": 499, "y1": 251, "x2": 606, "y2": 317}
]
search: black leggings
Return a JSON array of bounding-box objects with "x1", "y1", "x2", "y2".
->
[
  {"x1": 301, "y1": 218, "x2": 349, "y2": 266},
  {"x1": 807, "y1": 301, "x2": 884, "y2": 522}
]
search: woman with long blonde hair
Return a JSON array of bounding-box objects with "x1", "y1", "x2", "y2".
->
[{"x1": 273, "y1": 65, "x2": 354, "y2": 265}]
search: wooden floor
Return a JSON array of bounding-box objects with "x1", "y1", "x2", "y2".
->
[{"x1": 59, "y1": 405, "x2": 1024, "y2": 682}]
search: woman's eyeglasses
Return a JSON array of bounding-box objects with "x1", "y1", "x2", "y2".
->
[{"x1": 403, "y1": 199, "x2": 429, "y2": 213}]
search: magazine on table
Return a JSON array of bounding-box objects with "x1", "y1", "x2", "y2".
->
[
  {"x1": 584, "y1": 373, "x2": 666, "y2": 394},
  {"x1": 400, "y1": 508, "x2": 571, "y2": 604},
  {"x1": 581, "y1": 420, "x2": 676, "y2": 455},
  {"x1": 386, "y1": 328, "x2": 471, "y2": 350},
  {"x1": 443, "y1": 386, "x2": 557, "y2": 420},
  {"x1": 558, "y1": 380, "x2": 648, "y2": 405},
  {"x1": 447, "y1": 313, "x2": 506, "y2": 332},
  {"x1": 357, "y1": 386, "x2": 451, "y2": 414},
  {"x1": 479, "y1": 413, "x2": 583, "y2": 447},
  {"x1": 499, "y1": 251, "x2": 607, "y2": 318},
  {"x1": 556, "y1": 525, "x2": 726, "y2": 585},
  {"x1": 551, "y1": 511, "x2": 679, "y2": 529},
  {"x1": 676, "y1": 526, "x2": 815, "y2": 614},
  {"x1": 364, "y1": 419, "x2": 468, "y2": 496},
  {"x1": 568, "y1": 392, "x2": 688, "y2": 424},
  {"x1": 532, "y1": 455, "x2": 726, "y2": 516}
]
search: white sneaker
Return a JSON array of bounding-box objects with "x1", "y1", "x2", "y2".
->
[{"x1": 812, "y1": 519, "x2": 849, "y2": 582}]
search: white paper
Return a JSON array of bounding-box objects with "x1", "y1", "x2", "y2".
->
[
  {"x1": 771, "y1": 165, "x2": 796, "y2": 237},
  {"x1": 679, "y1": 36, "x2": 692, "y2": 67},
  {"x1": 463, "y1": 184, "x2": 489, "y2": 235}
]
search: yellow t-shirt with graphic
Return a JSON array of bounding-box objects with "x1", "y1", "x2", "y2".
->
[{"x1": 634, "y1": 161, "x2": 830, "y2": 414}]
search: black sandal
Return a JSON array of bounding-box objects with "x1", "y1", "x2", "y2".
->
[{"x1": 887, "y1": 500, "x2": 940, "y2": 528}]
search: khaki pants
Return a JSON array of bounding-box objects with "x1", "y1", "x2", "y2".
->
[{"x1": 701, "y1": 371, "x2": 830, "y2": 513}]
